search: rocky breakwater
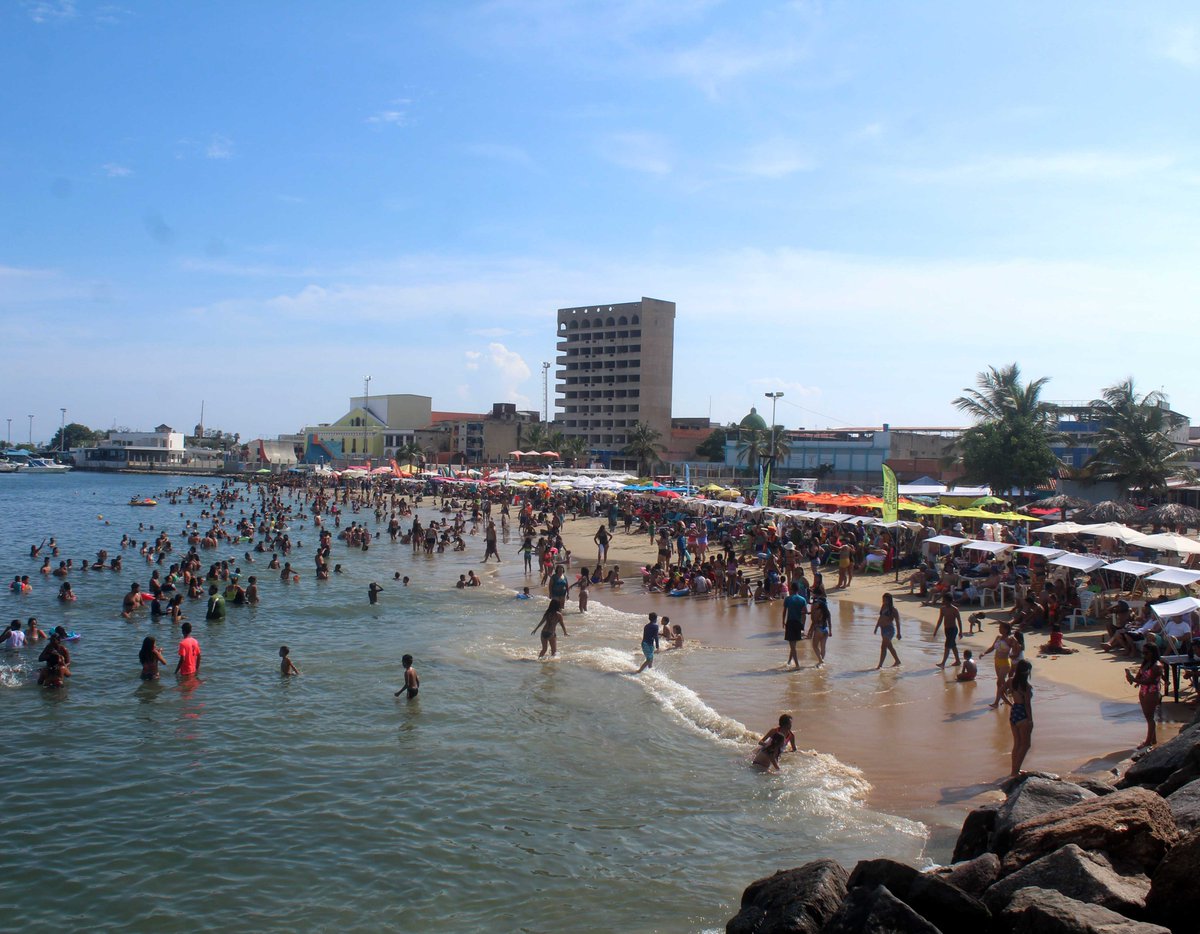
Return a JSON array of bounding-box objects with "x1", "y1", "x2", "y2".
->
[{"x1": 726, "y1": 722, "x2": 1200, "y2": 933}]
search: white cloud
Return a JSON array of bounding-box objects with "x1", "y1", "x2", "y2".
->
[
  {"x1": 366, "y1": 100, "x2": 412, "y2": 127},
  {"x1": 206, "y1": 134, "x2": 234, "y2": 160},
  {"x1": 729, "y1": 140, "x2": 814, "y2": 179},
  {"x1": 601, "y1": 131, "x2": 673, "y2": 175},
  {"x1": 25, "y1": 0, "x2": 76, "y2": 23},
  {"x1": 102, "y1": 162, "x2": 132, "y2": 177},
  {"x1": 903, "y1": 151, "x2": 1175, "y2": 184},
  {"x1": 667, "y1": 35, "x2": 806, "y2": 98},
  {"x1": 464, "y1": 350, "x2": 482, "y2": 370},
  {"x1": 1162, "y1": 25, "x2": 1200, "y2": 67}
]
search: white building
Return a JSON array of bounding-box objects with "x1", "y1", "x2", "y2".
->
[{"x1": 79, "y1": 424, "x2": 222, "y2": 471}]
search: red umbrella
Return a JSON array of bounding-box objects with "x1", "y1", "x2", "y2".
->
[
  {"x1": 540, "y1": 451, "x2": 560, "y2": 458},
  {"x1": 656, "y1": 490, "x2": 681, "y2": 499}
]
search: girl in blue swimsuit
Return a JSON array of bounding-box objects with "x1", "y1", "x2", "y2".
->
[{"x1": 1008, "y1": 660, "x2": 1034, "y2": 778}]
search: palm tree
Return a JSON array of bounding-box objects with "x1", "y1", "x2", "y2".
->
[
  {"x1": 559, "y1": 436, "x2": 589, "y2": 467},
  {"x1": 766, "y1": 428, "x2": 790, "y2": 473},
  {"x1": 520, "y1": 421, "x2": 551, "y2": 452},
  {"x1": 1086, "y1": 379, "x2": 1190, "y2": 502},
  {"x1": 736, "y1": 428, "x2": 770, "y2": 475},
  {"x1": 395, "y1": 440, "x2": 424, "y2": 467},
  {"x1": 622, "y1": 421, "x2": 666, "y2": 477},
  {"x1": 953, "y1": 363, "x2": 1054, "y2": 426}
]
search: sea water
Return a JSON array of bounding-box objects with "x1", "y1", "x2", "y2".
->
[{"x1": 0, "y1": 473, "x2": 925, "y2": 932}]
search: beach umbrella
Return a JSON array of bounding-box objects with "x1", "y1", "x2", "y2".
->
[
  {"x1": 1076, "y1": 522, "x2": 1146, "y2": 544},
  {"x1": 970, "y1": 495, "x2": 1009, "y2": 507},
  {"x1": 1075, "y1": 500, "x2": 1139, "y2": 523},
  {"x1": 539, "y1": 451, "x2": 560, "y2": 458},
  {"x1": 1138, "y1": 503, "x2": 1200, "y2": 529},
  {"x1": 1131, "y1": 532, "x2": 1200, "y2": 555}
]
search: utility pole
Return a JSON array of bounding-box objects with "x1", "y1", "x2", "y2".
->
[
  {"x1": 764, "y1": 391, "x2": 784, "y2": 477},
  {"x1": 60, "y1": 408, "x2": 67, "y2": 453},
  {"x1": 363, "y1": 375, "x2": 372, "y2": 419},
  {"x1": 5, "y1": 418, "x2": 10, "y2": 445},
  {"x1": 541, "y1": 362, "x2": 550, "y2": 423},
  {"x1": 28, "y1": 414, "x2": 34, "y2": 447}
]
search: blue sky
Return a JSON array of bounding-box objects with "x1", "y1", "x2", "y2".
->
[{"x1": 3, "y1": 1, "x2": 1199, "y2": 442}]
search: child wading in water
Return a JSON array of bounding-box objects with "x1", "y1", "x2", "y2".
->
[
  {"x1": 279, "y1": 645, "x2": 300, "y2": 675},
  {"x1": 394, "y1": 654, "x2": 420, "y2": 700}
]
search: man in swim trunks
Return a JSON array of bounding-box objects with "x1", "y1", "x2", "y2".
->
[
  {"x1": 932, "y1": 594, "x2": 962, "y2": 668},
  {"x1": 636, "y1": 613, "x2": 660, "y2": 673},
  {"x1": 781, "y1": 582, "x2": 808, "y2": 669}
]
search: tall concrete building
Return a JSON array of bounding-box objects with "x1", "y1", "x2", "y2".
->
[{"x1": 555, "y1": 297, "x2": 675, "y2": 467}]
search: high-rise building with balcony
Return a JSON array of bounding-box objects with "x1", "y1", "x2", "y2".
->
[{"x1": 555, "y1": 297, "x2": 675, "y2": 467}]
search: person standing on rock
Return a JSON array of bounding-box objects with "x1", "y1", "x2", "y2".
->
[
  {"x1": 1007, "y1": 659, "x2": 1033, "y2": 778},
  {"x1": 1126, "y1": 643, "x2": 1164, "y2": 749}
]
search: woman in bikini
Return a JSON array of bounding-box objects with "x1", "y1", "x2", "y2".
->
[
  {"x1": 532, "y1": 598, "x2": 568, "y2": 659},
  {"x1": 873, "y1": 593, "x2": 902, "y2": 669},
  {"x1": 1007, "y1": 659, "x2": 1034, "y2": 778},
  {"x1": 809, "y1": 573, "x2": 831, "y2": 666},
  {"x1": 138, "y1": 636, "x2": 167, "y2": 680},
  {"x1": 1126, "y1": 642, "x2": 1165, "y2": 748},
  {"x1": 982, "y1": 622, "x2": 1016, "y2": 709}
]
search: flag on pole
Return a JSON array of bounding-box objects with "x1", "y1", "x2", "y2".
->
[
  {"x1": 759, "y1": 464, "x2": 770, "y2": 509},
  {"x1": 881, "y1": 464, "x2": 898, "y2": 524},
  {"x1": 684, "y1": 463, "x2": 691, "y2": 494}
]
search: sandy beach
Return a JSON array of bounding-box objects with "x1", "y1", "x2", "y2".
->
[{"x1": 524, "y1": 515, "x2": 1191, "y2": 854}]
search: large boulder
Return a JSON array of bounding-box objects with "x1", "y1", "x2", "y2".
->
[
  {"x1": 932, "y1": 852, "x2": 1000, "y2": 899},
  {"x1": 1155, "y1": 745, "x2": 1200, "y2": 797},
  {"x1": 1003, "y1": 787, "x2": 1178, "y2": 876},
  {"x1": 1000, "y1": 886, "x2": 1170, "y2": 933},
  {"x1": 846, "y1": 858, "x2": 989, "y2": 932},
  {"x1": 1119, "y1": 724, "x2": 1200, "y2": 788},
  {"x1": 1146, "y1": 829, "x2": 1200, "y2": 932},
  {"x1": 993, "y1": 777, "x2": 1096, "y2": 855},
  {"x1": 727, "y1": 859, "x2": 848, "y2": 934},
  {"x1": 983, "y1": 844, "x2": 1149, "y2": 917},
  {"x1": 1164, "y1": 777, "x2": 1200, "y2": 833},
  {"x1": 819, "y1": 884, "x2": 940, "y2": 934},
  {"x1": 952, "y1": 804, "x2": 998, "y2": 863}
]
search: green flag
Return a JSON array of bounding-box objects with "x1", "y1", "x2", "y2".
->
[
  {"x1": 881, "y1": 464, "x2": 898, "y2": 524},
  {"x1": 760, "y1": 464, "x2": 771, "y2": 508}
]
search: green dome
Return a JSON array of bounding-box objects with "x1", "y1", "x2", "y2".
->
[{"x1": 739, "y1": 407, "x2": 767, "y2": 430}]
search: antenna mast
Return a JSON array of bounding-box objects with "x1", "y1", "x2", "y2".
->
[{"x1": 541, "y1": 362, "x2": 550, "y2": 423}]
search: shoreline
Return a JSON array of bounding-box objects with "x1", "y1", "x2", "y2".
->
[{"x1": 493, "y1": 513, "x2": 1190, "y2": 860}]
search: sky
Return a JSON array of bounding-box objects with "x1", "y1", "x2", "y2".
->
[{"x1": 3, "y1": 0, "x2": 1200, "y2": 443}]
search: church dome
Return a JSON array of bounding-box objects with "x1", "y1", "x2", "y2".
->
[{"x1": 739, "y1": 407, "x2": 767, "y2": 430}]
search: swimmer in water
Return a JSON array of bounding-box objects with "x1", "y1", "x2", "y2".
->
[
  {"x1": 394, "y1": 654, "x2": 419, "y2": 699},
  {"x1": 368, "y1": 582, "x2": 383, "y2": 605},
  {"x1": 279, "y1": 645, "x2": 300, "y2": 676},
  {"x1": 752, "y1": 714, "x2": 797, "y2": 771}
]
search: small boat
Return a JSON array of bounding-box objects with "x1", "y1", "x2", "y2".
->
[
  {"x1": 129, "y1": 498, "x2": 158, "y2": 507},
  {"x1": 2, "y1": 453, "x2": 71, "y2": 473},
  {"x1": 0, "y1": 461, "x2": 20, "y2": 474}
]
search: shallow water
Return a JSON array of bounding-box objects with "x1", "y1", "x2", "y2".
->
[{"x1": 0, "y1": 473, "x2": 924, "y2": 932}]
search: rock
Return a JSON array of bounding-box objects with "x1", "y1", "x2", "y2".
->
[
  {"x1": 1146, "y1": 829, "x2": 1200, "y2": 932},
  {"x1": 1155, "y1": 744, "x2": 1200, "y2": 797},
  {"x1": 983, "y1": 844, "x2": 1149, "y2": 917},
  {"x1": 1076, "y1": 778, "x2": 1118, "y2": 796},
  {"x1": 993, "y1": 777, "x2": 1096, "y2": 855},
  {"x1": 952, "y1": 804, "x2": 998, "y2": 863},
  {"x1": 1119, "y1": 724, "x2": 1200, "y2": 788},
  {"x1": 1000, "y1": 769, "x2": 1061, "y2": 794},
  {"x1": 819, "y1": 884, "x2": 941, "y2": 934},
  {"x1": 1004, "y1": 787, "x2": 1179, "y2": 876},
  {"x1": 846, "y1": 858, "x2": 989, "y2": 932},
  {"x1": 1001, "y1": 886, "x2": 1171, "y2": 933},
  {"x1": 932, "y1": 852, "x2": 1000, "y2": 899},
  {"x1": 727, "y1": 859, "x2": 849, "y2": 934},
  {"x1": 1165, "y1": 777, "x2": 1200, "y2": 833}
]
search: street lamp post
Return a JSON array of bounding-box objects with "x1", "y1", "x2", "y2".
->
[
  {"x1": 764, "y1": 392, "x2": 784, "y2": 478},
  {"x1": 60, "y1": 408, "x2": 67, "y2": 454},
  {"x1": 5, "y1": 418, "x2": 10, "y2": 445},
  {"x1": 28, "y1": 414, "x2": 34, "y2": 447}
]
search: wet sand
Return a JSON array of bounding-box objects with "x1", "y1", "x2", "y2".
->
[{"x1": 534, "y1": 517, "x2": 1191, "y2": 855}]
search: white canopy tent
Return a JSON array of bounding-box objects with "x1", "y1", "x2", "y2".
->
[
  {"x1": 1076, "y1": 523, "x2": 1147, "y2": 545},
  {"x1": 1049, "y1": 554, "x2": 1106, "y2": 572},
  {"x1": 925, "y1": 535, "x2": 970, "y2": 548},
  {"x1": 1015, "y1": 546, "x2": 1065, "y2": 558},
  {"x1": 1100, "y1": 559, "x2": 1165, "y2": 578},
  {"x1": 1146, "y1": 568, "x2": 1200, "y2": 587},
  {"x1": 1150, "y1": 596, "x2": 1200, "y2": 618},
  {"x1": 1036, "y1": 522, "x2": 1087, "y2": 535},
  {"x1": 961, "y1": 540, "x2": 1014, "y2": 555}
]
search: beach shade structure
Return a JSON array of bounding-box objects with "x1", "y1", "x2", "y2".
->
[
  {"x1": 508, "y1": 450, "x2": 525, "y2": 458},
  {"x1": 1030, "y1": 494, "x2": 1090, "y2": 512},
  {"x1": 1074, "y1": 500, "x2": 1140, "y2": 524},
  {"x1": 699, "y1": 483, "x2": 726, "y2": 494},
  {"x1": 1131, "y1": 532, "x2": 1200, "y2": 556},
  {"x1": 539, "y1": 451, "x2": 560, "y2": 458},
  {"x1": 370, "y1": 466, "x2": 392, "y2": 475},
  {"x1": 925, "y1": 534, "x2": 970, "y2": 548},
  {"x1": 717, "y1": 489, "x2": 742, "y2": 501},
  {"x1": 254, "y1": 468, "x2": 271, "y2": 474},
  {"x1": 962, "y1": 540, "x2": 1014, "y2": 555},
  {"x1": 1101, "y1": 559, "x2": 1165, "y2": 578},
  {"x1": 1147, "y1": 567, "x2": 1200, "y2": 587},
  {"x1": 656, "y1": 490, "x2": 681, "y2": 499},
  {"x1": 970, "y1": 495, "x2": 1009, "y2": 507},
  {"x1": 1015, "y1": 545, "x2": 1065, "y2": 558},
  {"x1": 1138, "y1": 503, "x2": 1200, "y2": 529},
  {"x1": 1150, "y1": 596, "x2": 1200, "y2": 618},
  {"x1": 1049, "y1": 553, "x2": 1106, "y2": 573},
  {"x1": 1036, "y1": 521, "x2": 1087, "y2": 535},
  {"x1": 1076, "y1": 522, "x2": 1147, "y2": 545},
  {"x1": 990, "y1": 511, "x2": 1040, "y2": 522}
]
